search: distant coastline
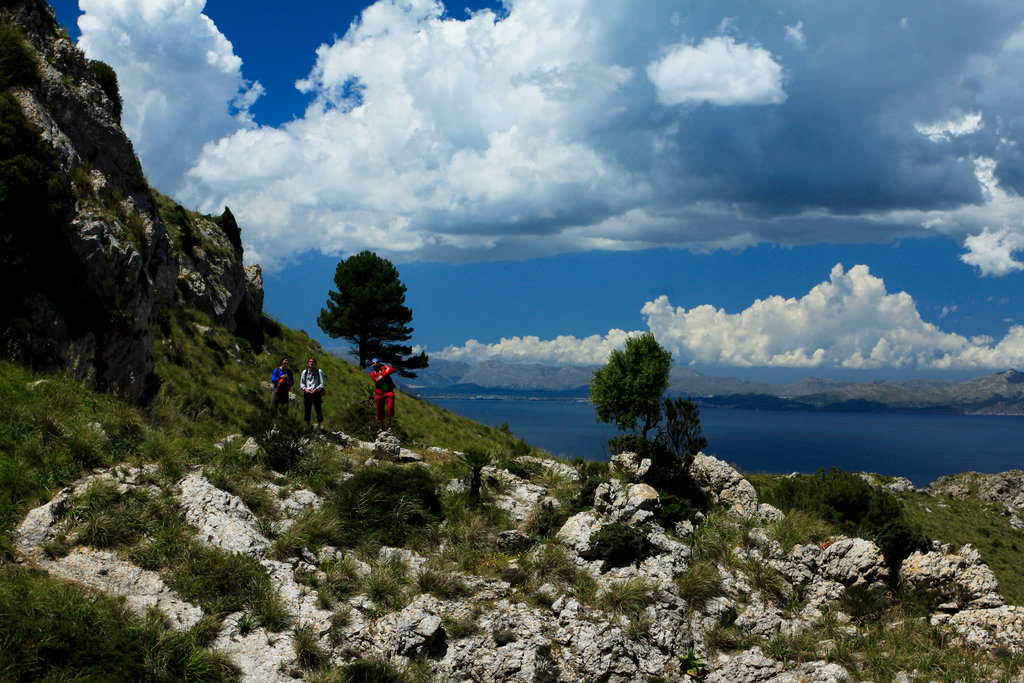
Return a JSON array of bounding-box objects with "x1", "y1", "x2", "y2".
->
[{"x1": 409, "y1": 361, "x2": 1024, "y2": 417}]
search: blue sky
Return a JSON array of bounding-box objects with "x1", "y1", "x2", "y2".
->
[{"x1": 49, "y1": 0, "x2": 1024, "y2": 378}]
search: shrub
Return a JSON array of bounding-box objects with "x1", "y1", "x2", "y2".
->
[
  {"x1": 293, "y1": 624, "x2": 330, "y2": 672},
  {"x1": 0, "y1": 22, "x2": 39, "y2": 90},
  {"x1": 362, "y1": 555, "x2": 410, "y2": 612},
  {"x1": 88, "y1": 59, "x2": 122, "y2": 120},
  {"x1": 462, "y1": 448, "x2": 491, "y2": 499},
  {"x1": 533, "y1": 501, "x2": 569, "y2": 539},
  {"x1": 330, "y1": 659, "x2": 412, "y2": 683},
  {"x1": 494, "y1": 456, "x2": 541, "y2": 481},
  {"x1": 337, "y1": 389, "x2": 379, "y2": 439},
  {"x1": 764, "y1": 467, "x2": 929, "y2": 575},
  {"x1": 256, "y1": 413, "x2": 308, "y2": 472},
  {"x1": 521, "y1": 542, "x2": 578, "y2": 586},
  {"x1": 417, "y1": 565, "x2": 469, "y2": 599},
  {"x1": 590, "y1": 522, "x2": 654, "y2": 572},
  {"x1": 595, "y1": 578, "x2": 653, "y2": 620},
  {"x1": 674, "y1": 561, "x2": 724, "y2": 609},
  {"x1": 330, "y1": 465, "x2": 441, "y2": 548},
  {"x1": 564, "y1": 461, "x2": 609, "y2": 517}
]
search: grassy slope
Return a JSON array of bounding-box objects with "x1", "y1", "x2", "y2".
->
[
  {"x1": 0, "y1": 307, "x2": 546, "y2": 681},
  {"x1": 155, "y1": 306, "x2": 536, "y2": 455},
  {"x1": 901, "y1": 490, "x2": 1024, "y2": 605}
]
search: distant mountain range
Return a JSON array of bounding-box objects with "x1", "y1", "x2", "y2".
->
[{"x1": 403, "y1": 359, "x2": 1024, "y2": 416}]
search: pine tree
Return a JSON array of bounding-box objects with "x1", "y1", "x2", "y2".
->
[{"x1": 317, "y1": 250, "x2": 429, "y2": 377}]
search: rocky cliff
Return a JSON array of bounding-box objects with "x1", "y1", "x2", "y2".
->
[{"x1": 0, "y1": 0, "x2": 262, "y2": 403}]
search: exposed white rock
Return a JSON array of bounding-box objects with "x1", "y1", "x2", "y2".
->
[
  {"x1": 178, "y1": 470, "x2": 271, "y2": 558},
  {"x1": 44, "y1": 547, "x2": 203, "y2": 630},
  {"x1": 945, "y1": 605, "x2": 1024, "y2": 653},
  {"x1": 901, "y1": 543, "x2": 1005, "y2": 611},
  {"x1": 372, "y1": 431, "x2": 402, "y2": 459},
  {"x1": 690, "y1": 452, "x2": 760, "y2": 516},
  {"x1": 480, "y1": 466, "x2": 557, "y2": 524},
  {"x1": 212, "y1": 617, "x2": 297, "y2": 683},
  {"x1": 555, "y1": 510, "x2": 606, "y2": 558},
  {"x1": 609, "y1": 451, "x2": 652, "y2": 479},
  {"x1": 817, "y1": 537, "x2": 888, "y2": 587},
  {"x1": 518, "y1": 455, "x2": 580, "y2": 481},
  {"x1": 594, "y1": 479, "x2": 660, "y2": 524}
]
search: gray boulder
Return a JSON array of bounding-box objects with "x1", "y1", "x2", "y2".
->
[
  {"x1": 817, "y1": 537, "x2": 889, "y2": 587},
  {"x1": 690, "y1": 453, "x2": 760, "y2": 516},
  {"x1": 901, "y1": 543, "x2": 1004, "y2": 611}
]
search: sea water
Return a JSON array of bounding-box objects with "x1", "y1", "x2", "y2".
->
[{"x1": 431, "y1": 398, "x2": 1024, "y2": 487}]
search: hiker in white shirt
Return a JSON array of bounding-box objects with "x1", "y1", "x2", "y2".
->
[{"x1": 300, "y1": 357, "x2": 325, "y2": 429}]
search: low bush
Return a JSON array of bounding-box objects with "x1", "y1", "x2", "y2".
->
[
  {"x1": 674, "y1": 560, "x2": 724, "y2": 609},
  {"x1": 564, "y1": 460, "x2": 609, "y2": 517},
  {"x1": 328, "y1": 658, "x2": 412, "y2": 682},
  {"x1": 0, "y1": 22, "x2": 39, "y2": 89},
  {"x1": 329, "y1": 465, "x2": 441, "y2": 549},
  {"x1": 763, "y1": 467, "x2": 929, "y2": 575},
  {"x1": 590, "y1": 522, "x2": 654, "y2": 572},
  {"x1": 533, "y1": 501, "x2": 569, "y2": 539},
  {"x1": 88, "y1": 59, "x2": 122, "y2": 119}
]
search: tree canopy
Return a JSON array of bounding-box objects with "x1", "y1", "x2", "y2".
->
[
  {"x1": 589, "y1": 333, "x2": 672, "y2": 439},
  {"x1": 317, "y1": 250, "x2": 428, "y2": 377}
]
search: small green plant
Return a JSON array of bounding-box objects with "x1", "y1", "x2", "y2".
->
[
  {"x1": 329, "y1": 658, "x2": 412, "y2": 683},
  {"x1": 462, "y1": 448, "x2": 491, "y2": 499},
  {"x1": 256, "y1": 412, "x2": 309, "y2": 472},
  {"x1": 293, "y1": 624, "x2": 330, "y2": 672},
  {"x1": 674, "y1": 561, "x2": 724, "y2": 609},
  {"x1": 0, "y1": 22, "x2": 40, "y2": 89},
  {"x1": 679, "y1": 645, "x2": 708, "y2": 678},
  {"x1": 362, "y1": 555, "x2": 411, "y2": 613},
  {"x1": 72, "y1": 164, "x2": 94, "y2": 197},
  {"x1": 329, "y1": 465, "x2": 442, "y2": 549},
  {"x1": 493, "y1": 629, "x2": 517, "y2": 646},
  {"x1": 417, "y1": 565, "x2": 470, "y2": 599},
  {"x1": 442, "y1": 613, "x2": 480, "y2": 639},
  {"x1": 595, "y1": 578, "x2": 653, "y2": 621},
  {"x1": 520, "y1": 542, "x2": 578, "y2": 587},
  {"x1": 532, "y1": 501, "x2": 569, "y2": 539}
]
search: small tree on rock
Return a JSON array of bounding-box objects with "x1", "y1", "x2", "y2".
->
[
  {"x1": 591, "y1": 335, "x2": 711, "y2": 523},
  {"x1": 317, "y1": 250, "x2": 428, "y2": 377},
  {"x1": 589, "y1": 333, "x2": 672, "y2": 442}
]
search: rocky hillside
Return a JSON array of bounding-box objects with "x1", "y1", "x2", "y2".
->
[
  {"x1": 1, "y1": 0, "x2": 261, "y2": 404},
  {"x1": 5, "y1": 2, "x2": 1024, "y2": 680},
  {"x1": 11, "y1": 433, "x2": 1024, "y2": 681}
]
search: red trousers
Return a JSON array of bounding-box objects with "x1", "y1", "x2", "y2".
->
[{"x1": 375, "y1": 392, "x2": 395, "y2": 421}]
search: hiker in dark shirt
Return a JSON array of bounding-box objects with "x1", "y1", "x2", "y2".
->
[{"x1": 270, "y1": 357, "x2": 293, "y2": 413}]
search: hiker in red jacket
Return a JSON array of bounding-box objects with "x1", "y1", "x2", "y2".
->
[{"x1": 369, "y1": 358, "x2": 396, "y2": 432}]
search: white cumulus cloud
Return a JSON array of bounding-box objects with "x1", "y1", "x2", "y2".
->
[
  {"x1": 69, "y1": 0, "x2": 1024, "y2": 275},
  {"x1": 76, "y1": 0, "x2": 261, "y2": 193},
  {"x1": 438, "y1": 264, "x2": 1024, "y2": 370},
  {"x1": 437, "y1": 330, "x2": 635, "y2": 366},
  {"x1": 647, "y1": 36, "x2": 786, "y2": 106},
  {"x1": 961, "y1": 227, "x2": 1024, "y2": 276}
]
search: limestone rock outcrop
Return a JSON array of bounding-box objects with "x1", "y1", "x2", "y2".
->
[
  {"x1": 0, "y1": 0, "x2": 264, "y2": 404},
  {"x1": 13, "y1": 441, "x2": 1024, "y2": 681}
]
